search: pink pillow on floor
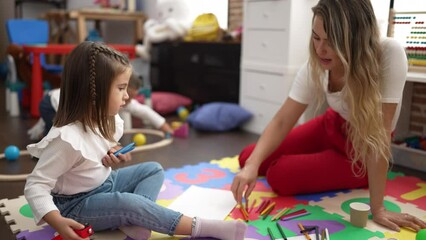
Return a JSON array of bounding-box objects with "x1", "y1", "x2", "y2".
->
[{"x1": 135, "y1": 91, "x2": 192, "y2": 115}]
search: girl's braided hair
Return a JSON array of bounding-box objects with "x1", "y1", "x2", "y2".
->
[
  {"x1": 54, "y1": 41, "x2": 131, "y2": 141},
  {"x1": 89, "y1": 43, "x2": 129, "y2": 105}
]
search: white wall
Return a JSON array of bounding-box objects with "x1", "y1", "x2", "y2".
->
[
  {"x1": 144, "y1": 0, "x2": 228, "y2": 29},
  {"x1": 371, "y1": 0, "x2": 391, "y2": 37}
]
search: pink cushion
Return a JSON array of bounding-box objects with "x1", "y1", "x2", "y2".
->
[{"x1": 135, "y1": 91, "x2": 192, "y2": 115}]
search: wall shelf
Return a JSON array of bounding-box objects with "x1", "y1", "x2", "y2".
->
[
  {"x1": 407, "y1": 70, "x2": 426, "y2": 83},
  {"x1": 391, "y1": 143, "x2": 426, "y2": 172}
]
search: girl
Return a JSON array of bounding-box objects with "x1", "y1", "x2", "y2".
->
[
  {"x1": 231, "y1": 0, "x2": 426, "y2": 232},
  {"x1": 25, "y1": 41, "x2": 247, "y2": 240}
]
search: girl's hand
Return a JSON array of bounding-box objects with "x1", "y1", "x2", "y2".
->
[
  {"x1": 160, "y1": 123, "x2": 174, "y2": 135},
  {"x1": 51, "y1": 216, "x2": 88, "y2": 240},
  {"x1": 372, "y1": 207, "x2": 426, "y2": 232},
  {"x1": 102, "y1": 146, "x2": 132, "y2": 167},
  {"x1": 230, "y1": 164, "x2": 259, "y2": 205}
]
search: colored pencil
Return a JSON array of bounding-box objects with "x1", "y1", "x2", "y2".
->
[
  {"x1": 281, "y1": 209, "x2": 310, "y2": 221},
  {"x1": 261, "y1": 201, "x2": 276, "y2": 216},
  {"x1": 298, "y1": 223, "x2": 312, "y2": 240},
  {"x1": 276, "y1": 222, "x2": 288, "y2": 240},
  {"x1": 271, "y1": 207, "x2": 290, "y2": 221},
  {"x1": 241, "y1": 205, "x2": 249, "y2": 220},
  {"x1": 255, "y1": 199, "x2": 266, "y2": 213},
  {"x1": 267, "y1": 227, "x2": 275, "y2": 240},
  {"x1": 302, "y1": 226, "x2": 319, "y2": 240},
  {"x1": 262, "y1": 205, "x2": 275, "y2": 220},
  {"x1": 325, "y1": 228, "x2": 330, "y2": 240},
  {"x1": 257, "y1": 199, "x2": 269, "y2": 213},
  {"x1": 281, "y1": 209, "x2": 306, "y2": 217},
  {"x1": 238, "y1": 205, "x2": 249, "y2": 222},
  {"x1": 248, "y1": 199, "x2": 257, "y2": 213},
  {"x1": 282, "y1": 211, "x2": 310, "y2": 220}
]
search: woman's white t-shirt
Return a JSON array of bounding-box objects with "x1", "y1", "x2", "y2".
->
[{"x1": 288, "y1": 38, "x2": 408, "y2": 130}]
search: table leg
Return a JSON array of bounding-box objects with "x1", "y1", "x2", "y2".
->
[
  {"x1": 135, "y1": 19, "x2": 143, "y2": 43},
  {"x1": 77, "y1": 16, "x2": 87, "y2": 42},
  {"x1": 31, "y1": 53, "x2": 43, "y2": 117}
]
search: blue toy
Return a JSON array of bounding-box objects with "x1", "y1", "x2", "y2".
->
[
  {"x1": 114, "y1": 142, "x2": 136, "y2": 156},
  {"x1": 4, "y1": 145, "x2": 20, "y2": 161}
]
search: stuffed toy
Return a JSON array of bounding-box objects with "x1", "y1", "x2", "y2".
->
[{"x1": 135, "y1": 15, "x2": 188, "y2": 60}]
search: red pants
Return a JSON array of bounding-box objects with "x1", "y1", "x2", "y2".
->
[{"x1": 239, "y1": 108, "x2": 368, "y2": 196}]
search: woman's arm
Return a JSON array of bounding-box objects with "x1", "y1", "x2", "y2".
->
[
  {"x1": 231, "y1": 97, "x2": 307, "y2": 204},
  {"x1": 367, "y1": 102, "x2": 395, "y2": 223},
  {"x1": 369, "y1": 103, "x2": 426, "y2": 231}
]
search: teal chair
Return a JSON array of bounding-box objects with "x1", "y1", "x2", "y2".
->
[{"x1": 6, "y1": 19, "x2": 63, "y2": 73}]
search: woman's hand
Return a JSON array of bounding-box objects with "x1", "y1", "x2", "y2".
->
[
  {"x1": 102, "y1": 146, "x2": 132, "y2": 167},
  {"x1": 231, "y1": 164, "x2": 259, "y2": 205},
  {"x1": 372, "y1": 207, "x2": 426, "y2": 232}
]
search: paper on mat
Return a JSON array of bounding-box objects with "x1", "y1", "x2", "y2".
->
[
  {"x1": 167, "y1": 185, "x2": 236, "y2": 220},
  {"x1": 284, "y1": 234, "x2": 317, "y2": 240},
  {"x1": 274, "y1": 234, "x2": 317, "y2": 240}
]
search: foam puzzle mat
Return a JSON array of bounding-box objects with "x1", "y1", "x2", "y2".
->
[{"x1": 1, "y1": 156, "x2": 425, "y2": 240}]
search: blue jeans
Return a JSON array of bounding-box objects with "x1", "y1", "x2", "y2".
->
[{"x1": 52, "y1": 162, "x2": 182, "y2": 236}]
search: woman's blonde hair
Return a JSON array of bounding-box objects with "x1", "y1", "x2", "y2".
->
[
  {"x1": 308, "y1": 0, "x2": 390, "y2": 175},
  {"x1": 54, "y1": 41, "x2": 130, "y2": 142}
]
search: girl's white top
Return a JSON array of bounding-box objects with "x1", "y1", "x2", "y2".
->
[
  {"x1": 289, "y1": 38, "x2": 408, "y2": 131},
  {"x1": 24, "y1": 115, "x2": 124, "y2": 225}
]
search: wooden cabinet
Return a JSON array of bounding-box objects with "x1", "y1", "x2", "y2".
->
[
  {"x1": 150, "y1": 41, "x2": 241, "y2": 105},
  {"x1": 239, "y1": 0, "x2": 317, "y2": 134}
]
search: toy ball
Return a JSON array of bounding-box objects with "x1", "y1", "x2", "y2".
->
[
  {"x1": 171, "y1": 121, "x2": 183, "y2": 130},
  {"x1": 417, "y1": 229, "x2": 426, "y2": 240},
  {"x1": 133, "y1": 133, "x2": 146, "y2": 146},
  {"x1": 4, "y1": 145, "x2": 20, "y2": 161},
  {"x1": 177, "y1": 106, "x2": 189, "y2": 121}
]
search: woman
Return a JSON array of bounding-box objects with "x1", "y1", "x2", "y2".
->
[{"x1": 231, "y1": 0, "x2": 426, "y2": 232}]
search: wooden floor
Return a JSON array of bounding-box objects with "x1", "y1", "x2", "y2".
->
[{"x1": 0, "y1": 80, "x2": 425, "y2": 239}]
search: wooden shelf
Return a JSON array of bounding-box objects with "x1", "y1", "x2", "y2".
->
[
  {"x1": 391, "y1": 143, "x2": 426, "y2": 172},
  {"x1": 407, "y1": 70, "x2": 426, "y2": 83}
]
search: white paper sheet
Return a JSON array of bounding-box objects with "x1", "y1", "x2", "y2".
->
[
  {"x1": 167, "y1": 185, "x2": 236, "y2": 220},
  {"x1": 275, "y1": 234, "x2": 317, "y2": 240}
]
